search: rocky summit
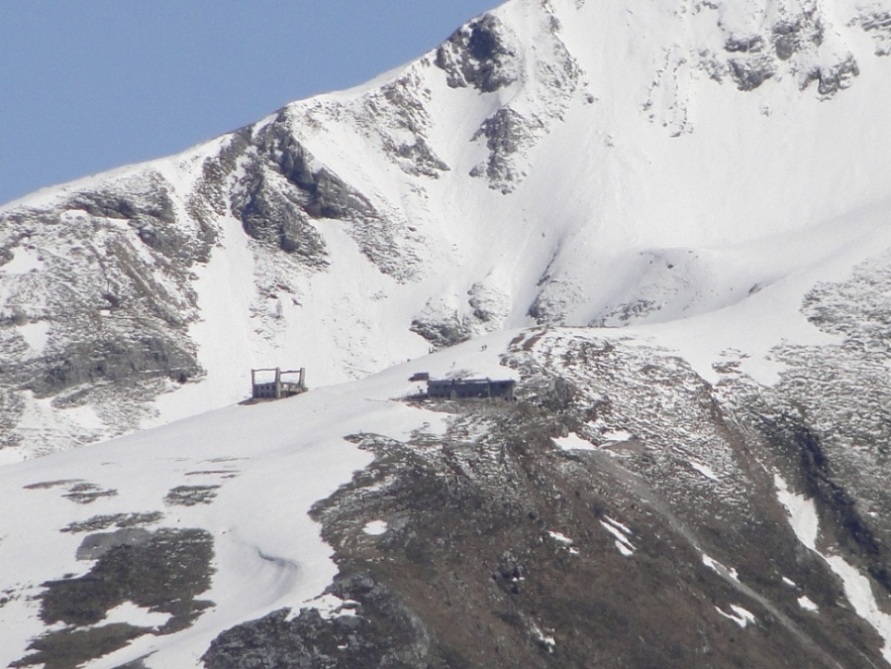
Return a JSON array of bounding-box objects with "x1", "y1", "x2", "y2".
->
[{"x1": 2, "y1": 0, "x2": 891, "y2": 667}]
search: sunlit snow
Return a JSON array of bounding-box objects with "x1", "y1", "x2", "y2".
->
[
  {"x1": 716, "y1": 604, "x2": 756, "y2": 628},
  {"x1": 553, "y1": 433, "x2": 596, "y2": 451},
  {"x1": 363, "y1": 520, "x2": 389, "y2": 536},
  {"x1": 2, "y1": 0, "x2": 891, "y2": 665},
  {"x1": 775, "y1": 473, "x2": 891, "y2": 662}
]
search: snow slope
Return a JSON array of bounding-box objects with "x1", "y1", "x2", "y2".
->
[
  {"x1": 0, "y1": 337, "x2": 517, "y2": 668},
  {"x1": 4, "y1": 0, "x2": 891, "y2": 663},
  {"x1": 3, "y1": 0, "x2": 891, "y2": 456}
]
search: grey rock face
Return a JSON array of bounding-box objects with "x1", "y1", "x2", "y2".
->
[
  {"x1": 768, "y1": 11, "x2": 825, "y2": 60},
  {"x1": 435, "y1": 14, "x2": 518, "y2": 92},
  {"x1": 372, "y1": 76, "x2": 451, "y2": 178},
  {"x1": 724, "y1": 34, "x2": 765, "y2": 53},
  {"x1": 61, "y1": 512, "x2": 163, "y2": 534},
  {"x1": 202, "y1": 577, "x2": 434, "y2": 669},
  {"x1": 689, "y1": 2, "x2": 860, "y2": 100},
  {"x1": 0, "y1": 170, "x2": 208, "y2": 451},
  {"x1": 266, "y1": 132, "x2": 368, "y2": 222},
  {"x1": 804, "y1": 54, "x2": 860, "y2": 96},
  {"x1": 409, "y1": 314, "x2": 473, "y2": 349},
  {"x1": 747, "y1": 251, "x2": 891, "y2": 589},
  {"x1": 200, "y1": 326, "x2": 888, "y2": 668},
  {"x1": 75, "y1": 528, "x2": 152, "y2": 560},
  {"x1": 858, "y1": 8, "x2": 891, "y2": 55},
  {"x1": 390, "y1": 136, "x2": 450, "y2": 178},
  {"x1": 67, "y1": 189, "x2": 174, "y2": 225},
  {"x1": 14, "y1": 528, "x2": 214, "y2": 668},
  {"x1": 728, "y1": 55, "x2": 777, "y2": 91},
  {"x1": 232, "y1": 115, "x2": 355, "y2": 262},
  {"x1": 526, "y1": 277, "x2": 583, "y2": 325},
  {"x1": 36, "y1": 336, "x2": 199, "y2": 396},
  {"x1": 232, "y1": 112, "x2": 423, "y2": 281},
  {"x1": 470, "y1": 108, "x2": 541, "y2": 193},
  {"x1": 236, "y1": 175, "x2": 329, "y2": 264}
]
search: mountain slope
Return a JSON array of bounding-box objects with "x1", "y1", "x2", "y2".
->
[
  {"x1": 3, "y1": 316, "x2": 891, "y2": 668},
  {"x1": 3, "y1": 0, "x2": 891, "y2": 456},
  {"x1": 4, "y1": 0, "x2": 891, "y2": 666}
]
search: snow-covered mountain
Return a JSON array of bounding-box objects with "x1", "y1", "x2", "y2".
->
[
  {"x1": 3, "y1": 0, "x2": 891, "y2": 456},
  {"x1": 3, "y1": 0, "x2": 891, "y2": 666}
]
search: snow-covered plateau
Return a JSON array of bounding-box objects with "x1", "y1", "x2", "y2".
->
[{"x1": 3, "y1": 0, "x2": 891, "y2": 666}]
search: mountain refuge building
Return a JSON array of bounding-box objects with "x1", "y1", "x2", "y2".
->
[
  {"x1": 425, "y1": 377, "x2": 516, "y2": 401},
  {"x1": 251, "y1": 367, "x2": 307, "y2": 400}
]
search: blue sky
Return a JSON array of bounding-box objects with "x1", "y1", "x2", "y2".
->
[{"x1": 0, "y1": 1, "x2": 498, "y2": 206}]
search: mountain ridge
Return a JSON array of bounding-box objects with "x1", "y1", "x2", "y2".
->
[
  {"x1": 3, "y1": 1, "x2": 891, "y2": 664},
  {"x1": 4, "y1": 0, "x2": 891, "y2": 455}
]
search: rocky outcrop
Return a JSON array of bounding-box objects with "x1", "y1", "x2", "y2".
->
[
  {"x1": 199, "y1": 330, "x2": 888, "y2": 668},
  {"x1": 470, "y1": 108, "x2": 542, "y2": 192},
  {"x1": 14, "y1": 528, "x2": 214, "y2": 668},
  {"x1": 858, "y1": 7, "x2": 891, "y2": 56},
  {"x1": 803, "y1": 55, "x2": 860, "y2": 97},
  {"x1": 648, "y1": 0, "x2": 861, "y2": 103},
  {"x1": 728, "y1": 55, "x2": 777, "y2": 91},
  {"x1": 738, "y1": 251, "x2": 891, "y2": 591},
  {"x1": 232, "y1": 115, "x2": 365, "y2": 263},
  {"x1": 409, "y1": 314, "x2": 473, "y2": 349},
  {"x1": 202, "y1": 579, "x2": 435, "y2": 669},
  {"x1": 0, "y1": 170, "x2": 209, "y2": 450},
  {"x1": 435, "y1": 14, "x2": 518, "y2": 92}
]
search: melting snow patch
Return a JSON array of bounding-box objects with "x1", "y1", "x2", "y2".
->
[
  {"x1": 825, "y1": 554, "x2": 891, "y2": 661},
  {"x1": 553, "y1": 433, "x2": 596, "y2": 451},
  {"x1": 2, "y1": 246, "x2": 43, "y2": 274},
  {"x1": 547, "y1": 530, "x2": 573, "y2": 544},
  {"x1": 530, "y1": 621, "x2": 556, "y2": 653},
  {"x1": 775, "y1": 473, "x2": 891, "y2": 662},
  {"x1": 17, "y1": 321, "x2": 50, "y2": 354},
  {"x1": 716, "y1": 604, "x2": 756, "y2": 628},
  {"x1": 304, "y1": 594, "x2": 360, "y2": 620},
  {"x1": 603, "y1": 515, "x2": 630, "y2": 535},
  {"x1": 613, "y1": 542, "x2": 634, "y2": 557},
  {"x1": 773, "y1": 474, "x2": 818, "y2": 550},
  {"x1": 702, "y1": 554, "x2": 739, "y2": 581},
  {"x1": 102, "y1": 601, "x2": 171, "y2": 629},
  {"x1": 363, "y1": 520, "x2": 388, "y2": 536},
  {"x1": 798, "y1": 595, "x2": 819, "y2": 612},
  {"x1": 690, "y1": 461, "x2": 718, "y2": 481},
  {"x1": 601, "y1": 429, "x2": 634, "y2": 443},
  {"x1": 600, "y1": 516, "x2": 635, "y2": 556}
]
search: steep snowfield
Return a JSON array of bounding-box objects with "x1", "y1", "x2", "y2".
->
[
  {"x1": 173, "y1": 0, "x2": 891, "y2": 403},
  {"x1": 638, "y1": 195, "x2": 891, "y2": 384},
  {"x1": 2, "y1": 0, "x2": 891, "y2": 454},
  {"x1": 4, "y1": 0, "x2": 891, "y2": 663}
]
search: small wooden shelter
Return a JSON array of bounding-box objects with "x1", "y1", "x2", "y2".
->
[{"x1": 251, "y1": 367, "x2": 307, "y2": 400}]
